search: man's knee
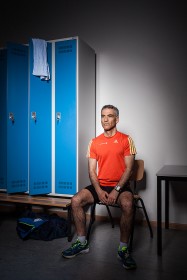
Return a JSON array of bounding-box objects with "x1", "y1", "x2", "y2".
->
[
  {"x1": 71, "y1": 188, "x2": 91, "y2": 208},
  {"x1": 71, "y1": 193, "x2": 82, "y2": 208},
  {"x1": 119, "y1": 192, "x2": 134, "y2": 209}
]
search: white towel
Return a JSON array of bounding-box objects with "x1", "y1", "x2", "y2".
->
[{"x1": 32, "y1": 38, "x2": 50, "y2": 80}]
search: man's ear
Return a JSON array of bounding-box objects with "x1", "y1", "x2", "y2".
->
[{"x1": 116, "y1": 116, "x2": 119, "y2": 124}]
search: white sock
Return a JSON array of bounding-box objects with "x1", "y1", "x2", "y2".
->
[
  {"x1": 77, "y1": 236, "x2": 86, "y2": 244},
  {"x1": 119, "y1": 242, "x2": 128, "y2": 249}
]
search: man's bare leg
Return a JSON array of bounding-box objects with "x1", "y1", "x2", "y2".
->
[
  {"x1": 117, "y1": 191, "x2": 134, "y2": 243},
  {"x1": 62, "y1": 189, "x2": 94, "y2": 258},
  {"x1": 117, "y1": 191, "x2": 137, "y2": 269},
  {"x1": 71, "y1": 189, "x2": 94, "y2": 236}
]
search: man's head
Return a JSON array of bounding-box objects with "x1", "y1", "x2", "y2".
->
[
  {"x1": 101, "y1": 105, "x2": 119, "y2": 117},
  {"x1": 101, "y1": 105, "x2": 119, "y2": 132}
]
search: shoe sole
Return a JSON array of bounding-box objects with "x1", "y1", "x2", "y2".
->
[
  {"x1": 123, "y1": 264, "x2": 137, "y2": 270},
  {"x1": 117, "y1": 254, "x2": 137, "y2": 270},
  {"x1": 62, "y1": 248, "x2": 89, "y2": 259}
]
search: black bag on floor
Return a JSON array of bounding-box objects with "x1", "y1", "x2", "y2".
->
[{"x1": 17, "y1": 210, "x2": 68, "y2": 241}]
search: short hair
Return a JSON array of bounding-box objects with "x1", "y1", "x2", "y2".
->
[{"x1": 101, "y1": 105, "x2": 119, "y2": 117}]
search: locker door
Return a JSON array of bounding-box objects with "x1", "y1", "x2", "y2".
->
[
  {"x1": 55, "y1": 39, "x2": 77, "y2": 195},
  {"x1": 6, "y1": 43, "x2": 28, "y2": 193},
  {"x1": 29, "y1": 41, "x2": 52, "y2": 195},
  {"x1": 0, "y1": 49, "x2": 7, "y2": 190}
]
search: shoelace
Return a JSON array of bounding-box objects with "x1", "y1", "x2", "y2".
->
[
  {"x1": 120, "y1": 248, "x2": 130, "y2": 258},
  {"x1": 124, "y1": 251, "x2": 129, "y2": 258},
  {"x1": 71, "y1": 239, "x2": 87, "y2": 249},
  {"x1": 71, "y1": 240, "x2": 80, "y2": 248}
]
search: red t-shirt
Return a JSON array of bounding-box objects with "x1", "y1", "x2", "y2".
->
[{"x1": 87, "y1": 131, "x2": 137, "y2": 186}]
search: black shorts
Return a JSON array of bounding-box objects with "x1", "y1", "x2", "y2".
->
[{"x1": 85, "y1": 183, "x2": 132, "y2": 203}]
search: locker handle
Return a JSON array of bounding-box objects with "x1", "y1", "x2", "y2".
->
[
  {"x1": 9, "y1": 112, "x2": 15, "y2": 123},
  {"x1": 56, "y1": 112, "x2": 61, "y2": 121},
  {"x1": 31, "y1": 112, "x2": 37, "y2": 121}
]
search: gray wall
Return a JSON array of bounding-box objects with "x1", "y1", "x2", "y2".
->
[{"x1": 1, "y1": 0, "x2": 187, "y2": 225}]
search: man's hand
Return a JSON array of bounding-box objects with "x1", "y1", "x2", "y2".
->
[
  {"x1": 107, "y1": 189, "x2": 119, "y2": 205},
  {"x1": 98, "y1": 189, "x2": 109, "y2": 204},
  {"x1": 98, "y1": 189, "x2": 118, "y2": 205}
]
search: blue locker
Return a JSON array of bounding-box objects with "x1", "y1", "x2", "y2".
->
[
  {"x1": 0, "y1": 49, "x2": 7, "y2": 190},
  {"x1": 29, "y1": 41, "x2": 52, "y2": 195},
  {"x1": 6, "y1": 43, "x2": 29, "y2": 193},
  {"x1": 29, "y1": 36, "x2": 95, "y2": 197},
  {"x1": 54, "y1": 37, "x2": 96, "y2": 196},
  {"x1": 55, "y1": 39, "x2": 77, "y2": 195}
]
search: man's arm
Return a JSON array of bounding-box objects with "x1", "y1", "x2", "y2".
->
[
  {"x1": 88, "y1": 157, "x2": 110, "y2": 204},
  {"x1": 88, "y1": 158, "x2": 100, "y2": 192},
  {"x1": 117, "y1": 155, "x2": 135, "y2": 188},
  {"x1": 107, "y1": 155, "x2": 135, "y2": 205}
]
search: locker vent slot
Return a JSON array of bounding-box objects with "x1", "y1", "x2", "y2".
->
[
  {"x1": 11, "y1": 179, "x2": 27, "y2": 188},
  {"x1": 58, "y1": 181, "x2": 73, "y2": 190},
  {"x1": 11, "y1": 48, "x2": 27, "y2": 57},
  {"x1": 32, "y1": 181, "x2": 49, "y2": 190},
  {"x1": 58, "y1": 45, "x2": 72, "y2": 54}
]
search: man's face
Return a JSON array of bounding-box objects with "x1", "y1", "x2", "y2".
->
[{"x1": 101, "y1": 108, "x2": 119, "y2": 131}]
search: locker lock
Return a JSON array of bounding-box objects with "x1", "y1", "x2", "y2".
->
[
  {"x1": 56, "y1": 112, "x2": 61, "y2": 121},
  {"x1": 9, "y1": 112, "x2": 15, "y2": 123},
  {"x1": 31, "y1": 112, "x2": 37, "y2": 121}
]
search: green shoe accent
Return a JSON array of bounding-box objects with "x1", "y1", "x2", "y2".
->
[
  {"x1": 118, "y1": 246, "x2": 137, "y2": 270},
  {"x1": 62, "y1": 239, "x2": 89, "y2": 259}
]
